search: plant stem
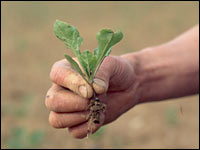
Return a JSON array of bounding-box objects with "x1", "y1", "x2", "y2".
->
[{"x1": 90, "y1": 81, "x2": 97, "y2": 101}]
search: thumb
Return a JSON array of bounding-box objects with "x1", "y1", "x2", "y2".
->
[
  {"x1": 92, "y1": 56, "x2": 117, "y2": 94},
  {"x1": 92, "y1": 55, "x2": 134, "y2": 94}
]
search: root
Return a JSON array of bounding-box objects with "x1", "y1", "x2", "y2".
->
[{"x1": 87, "y1": 98, "x2": 106, "y2": 135}]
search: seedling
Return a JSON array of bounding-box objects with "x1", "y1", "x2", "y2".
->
[{"x1": 53, "y1": 20, "x2": 123, "y2": 134}]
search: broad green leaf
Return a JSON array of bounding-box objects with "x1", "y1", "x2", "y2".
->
[
  {"x1": 96, "y1": 29, "x2": 123, "y2": 60},
  {"x1": 107, "y1": 30, "x2": 123, "y2": 48},
  {"x1": 91, "y1": 29, "x2": 123, "y2": 80},
  {"x1": 64, "y1": 54, "x2": 86, "y2": 81},
  {"x1": 54, "y1": 20, "x2": 82, "y2": 58},
  {"x1": 96, "y1": 29, "x2": 113, "y2": 53}
]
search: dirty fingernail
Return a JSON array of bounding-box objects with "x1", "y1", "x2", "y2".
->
[
  {"x1": 93, "y1": 78, "x2": 107, "y2": 94},
  {"x1": 94, "y1": 78, "x2": 106, "y2": 87},
  {"x1": 79, "y1": 85, "x2": 87, "y2": 98}
]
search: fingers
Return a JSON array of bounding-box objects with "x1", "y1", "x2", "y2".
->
[
  {"x1": 49, "y1": 111, "x2": 89, "y2": 128},
  {"x1": 50, "y1": 59, "x2": 93, "y2": 99},
  {"x1": 47, "y1": 95, "x2": 105, "y2": 139},
  {"x1": 45, "y1": 84, "x2": 89, "y2": 112}
]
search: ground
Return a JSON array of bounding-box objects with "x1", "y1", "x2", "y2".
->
[{"x1": 1, "y1": 1, "x2": 199, "y2": 149}]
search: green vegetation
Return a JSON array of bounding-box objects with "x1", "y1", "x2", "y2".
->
[{"x1": 53, "y1": 20, "x2": 123, "y2": 84}]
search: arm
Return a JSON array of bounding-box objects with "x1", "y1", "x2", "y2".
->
[{"x1": 123, "y1": 25, "x2": 199, "y2": 103}]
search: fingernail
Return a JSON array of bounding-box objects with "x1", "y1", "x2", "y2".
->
[
  {"x1": 93, "y1": 78, "x2": 107, "y2": 94},
  {"x1": 79, "y1": 85, "x2": 87, "y2": 98},
  {"x1": 93, "y1": 78, "x2": 106, "y2": 88}
]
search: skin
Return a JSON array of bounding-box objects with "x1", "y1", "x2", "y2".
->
[{"x1": 45, "y1": 25, "x2": 199, "y2": 139}]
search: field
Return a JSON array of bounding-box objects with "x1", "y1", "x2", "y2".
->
[{"x1": 1, "y1": 1, "x2": 199, "y2": 149}]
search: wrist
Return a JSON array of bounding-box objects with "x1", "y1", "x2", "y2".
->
[
  {"x1": 121, "y1": 26, "x2": 199, "y2": 105},
  {"x1": 132, "y1": 47, "x2": 162, "y2": 104},
  {"x1": 121, "y1": 45, "x2": 169, "y2": 104},
  {"x1": 120, "y1": 51, "x2": 144, "y2": 105}
]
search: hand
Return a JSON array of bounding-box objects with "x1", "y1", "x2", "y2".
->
[{"x1": 45, "y1": 56, "x2": 140, "y2": 138}]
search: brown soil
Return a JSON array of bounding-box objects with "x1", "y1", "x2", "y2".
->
[{"x1": 87, "y1": 96, "x2": 106, "y2": 134}]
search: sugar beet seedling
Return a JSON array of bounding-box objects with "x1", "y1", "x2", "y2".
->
[{"x1": 53, "y1": 20, "x2": 123, "y2": 134}]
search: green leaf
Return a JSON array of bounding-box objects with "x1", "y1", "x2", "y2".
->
[
  {"x1": 107, "y1": 30, "x2": 123, "y2": 48},
  {"x1": 54, "y1": 20, "x2": 82, "y2": 58},
  {"x1": 64, "y1": 54, "x2": 87, "y2": 81},
  {"x1": 96, "y1": 29, "x2": 123, "y2": 60},
  {"x1": 90, "y1": 29, "x2": 123, "y2": 80},
  {"x1": 80, "y1": 50, "x2": 97, "y2": 79},
  {"x1": 54, "y1": 20, "x2": 90, "y2": 81},
  {"x1": 53, "y1": 20, "x2": 123, "y2": 84},
  {"x1": 96, "y1": 29, "x2": 113, "y2": 54},
  {"x1": 94, "y1": 48, "x2": 99, "y2": 57},
  {"x1": 105, "y1": 47, "x2": 112, "y2": 56}
]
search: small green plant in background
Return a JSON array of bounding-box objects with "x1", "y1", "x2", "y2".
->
[
  {"x1": 92, "y1": 126, "x2": 105, "y2": 139},
  {"x1": 164, "y1": 106, "x2": 179, "y2": 126},
  {"x1": 6, "y1": 127, "x2": 45, "y2": 149},
  {"x1": 53, "y1": 20, "x2": 123, "y2": 133}
]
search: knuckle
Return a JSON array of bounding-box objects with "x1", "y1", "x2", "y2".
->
[
  {"x1": 50, "y1": 96, "x2": 60, "y2": 112},
  {"x1": 69, "y1": 129, "x2": 86, "y2": 139},
  {"x1": 49, "y1": 112, "x2": 59, "y2": 128},
  {"x1": 95, "y1": 56, "x2": 117, "y2": 81},
  {"x1": 50, "y1": 66, "x2": 63, "y2": 84},
  {"x1": 45, "y1": 98, "x2": 50, "y2": 109},
  {"x1": 45, "y1": 94, "x2": 52, "y2": 108},
  {"x1": 45, "y1": 89, "x2": 53, "y2": 109},
  {"x1": 50, "y1": 63, "x2": 68, "y2": 85},
  {"x1": 49, "y1": 112, "x2": 64, "y2": 128},
  {"x1": 49, "y1": 62, "x2": 59, "y2": 81},
  {"x1": 102, "y1": 56, "x2": 117, "y2": 69},
  {"x1": 45, "y1": 91, "x2": 59, "y2": 111}
]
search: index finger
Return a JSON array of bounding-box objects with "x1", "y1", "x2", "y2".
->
[
  {"x1": 45, "y1": 84, "x2": 90, "y2": 112},
  {"x1": 50, "y1": 59, "x2": 93, "y2": 99}
]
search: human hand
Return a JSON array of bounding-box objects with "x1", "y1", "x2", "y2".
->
[{"x1": 45, "y1": 55, "x2": 140, "y2": 138}]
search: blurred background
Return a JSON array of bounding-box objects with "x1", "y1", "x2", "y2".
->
[{"x1": 1, "y1": 1, "x2": 199, "y2": 149}]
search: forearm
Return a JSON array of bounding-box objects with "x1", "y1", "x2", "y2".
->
[{"x1": 122, "y1": 25, "x2": 199, "y2": 103}]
